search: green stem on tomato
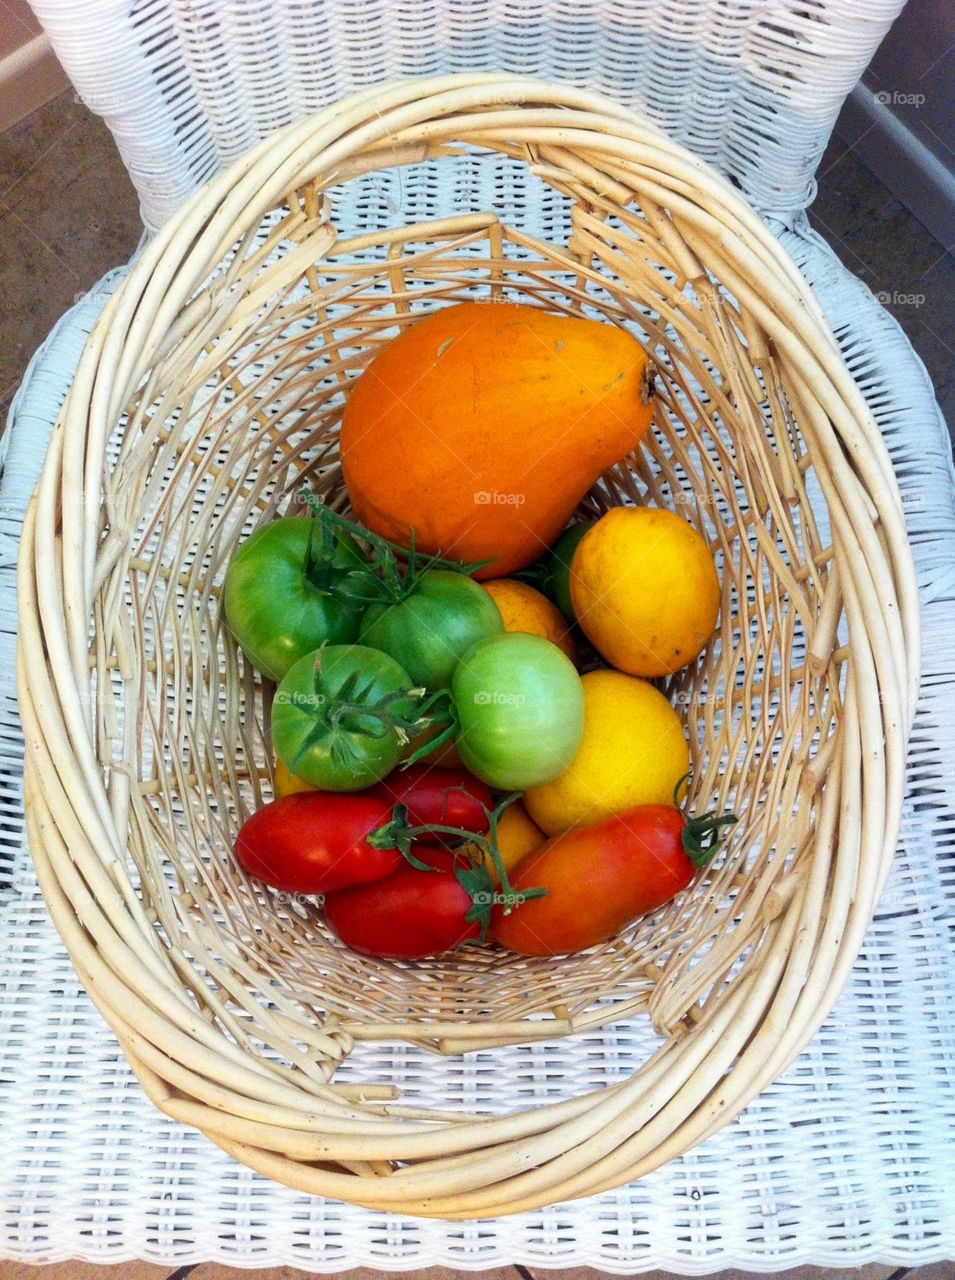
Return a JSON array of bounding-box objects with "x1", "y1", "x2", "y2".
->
[
  {"x1": 682, "y1": 812, "x2": 738, "y2": 869},
  {"x1": 300, "y1": 505, "x2": 363, "y2": 599},
  {"x1": 327, "y1": 683, "x2": 429, "y2": 742},
  {"x1": 672, "y1": 772, "x2": 737, "y2": 869},
  {"x1": 368, "y1": 792, "x2": 547, "y2": 941},
  {"x1": 298, "y1": 490, "x2": 493, "y2": 604},
  {"x1": 285, "y1": 648, "x2": 436, "y2": 775},
  {"x1": 399, "y1": 689, "x2": 459, "y2": 764}
]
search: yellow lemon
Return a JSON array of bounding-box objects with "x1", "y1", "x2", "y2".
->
[
  {"x1": 273, "y1": 758, "x2": 314, "y2": 798},
  {"x1": 482, "y1": 578, "x2": 576, "y2": 661},
  {"x1": 524, "y1": 669, "x2": 689, "y2": 834},
  {"x1": 570, "y1": 506, "x2": 720, "y2": 676}
]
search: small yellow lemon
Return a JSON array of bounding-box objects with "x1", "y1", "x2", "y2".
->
[
  {"x1": 570, "y1": 506, "x2": 720, "y2": 676},
  {"x1": 273, "y1": 758, "x2": 314, "y2": 798},
  {"x1": 524, "y1": 669, "x2": 689, "y2": 834},
  {"x1": 482, "y1": 578, "x2": 576, "y2": 661}
]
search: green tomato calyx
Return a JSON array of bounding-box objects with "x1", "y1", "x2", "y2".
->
[
  {"x1": 299, "y1": 489, "x2": 492, "y2": 605},
  {"x1": 285, "y1": 648, "x2": 434, "y2": 777},
  {"x1": 672, "y1": 773, "x2": 738, "y2": 869},
  {"x1": 369, "y1": 792, "x2": 547, "y2": 942},
  {"x1": 682, "y1": 811, "x2": 738, "y2": 869},
  {"x1": 300, "y1": 510, "x2": 363, "y2": 600}
]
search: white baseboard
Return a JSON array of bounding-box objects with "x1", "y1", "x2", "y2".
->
[{"x1": 836, "y1": 82, "x2": 955, "y2": 250}]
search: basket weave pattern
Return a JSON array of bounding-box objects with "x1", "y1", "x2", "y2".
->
[{"x1": 18, "y1": 76, "x2": 917, "y2": 1215}]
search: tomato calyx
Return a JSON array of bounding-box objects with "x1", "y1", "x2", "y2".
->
[
  {"x1": 299, "y1": 490, "x2": 492, "y2": 605},
  {"x1": 673, "y1": 774, "x2": 738, "y2": 870},
  {"x1": 369, "y1": 794, "x2": 547, "y2": 940},
  {"x1": 300, "y1": 511, "x2": 364, "y2": 600},
  {"x1": 285, "y1": 646, "x2": 437, "y2": 777},
  {"x1": 681, "y1": 811, "x2": 738, "y2": 868},
  {"x1": 401, "y1": 690, "x2": 460, "y2": 764}
]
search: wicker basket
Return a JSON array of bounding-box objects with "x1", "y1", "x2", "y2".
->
[{"x1": 18, "y1": 75, "x2": 918, "y2": 1217}]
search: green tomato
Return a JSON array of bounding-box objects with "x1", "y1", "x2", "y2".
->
[
  {"x1": 544, "y1": 522, "x2": 593, "y2": 622},
  {"x1": 451, "y1": 633, "x2": 584, "y2": 789},
  {"x1": 272, "y1": 644, "x2": 422, "y2": 791},
  {"x1": 359, "y1": 568, "x2": 503, "y2": 691},
  {"x1": 225, "y1": 516, "x2": 368, "y2": 680}
]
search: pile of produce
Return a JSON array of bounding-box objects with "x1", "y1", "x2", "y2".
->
[{"x1": 228, "y1": 301, "x2": 735, "y2": 960}]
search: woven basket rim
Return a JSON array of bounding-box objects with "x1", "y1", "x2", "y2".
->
[{"x1": 17, "y1": 73, "x2": 919, "y2": 1216}]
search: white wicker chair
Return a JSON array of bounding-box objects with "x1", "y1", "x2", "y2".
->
[{"x1": 3, "y1": 0, "x2": 954, "y2": 1268}]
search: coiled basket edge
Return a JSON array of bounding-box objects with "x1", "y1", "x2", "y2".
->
[{"x1": 17, "y1": 74, "x2": 919, "y2": 1216}]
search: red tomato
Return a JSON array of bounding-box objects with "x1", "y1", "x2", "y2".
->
[
  {"x1": 323, "y1": 848, "x2": 481, "y2": 959},
  {"x1": 491, "y1": 803, "x2": 734, "y2": 956},
  {"x1": 372, "y1": 764, "x2": 492, "y2": 842},
  {"x1": 235, "y1": 793, "x2": 400, "y2": 895}
]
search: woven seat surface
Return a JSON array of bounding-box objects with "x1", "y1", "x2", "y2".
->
[
  {"x1": 1, "y1": 217, "x2": 953, "y2": 1267},
  {"x1": 4, "y1": 0, "x2": 953, "y2": 1264}
]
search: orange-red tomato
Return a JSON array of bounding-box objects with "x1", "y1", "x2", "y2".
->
[{"x1": 492, "y1": 803, "x2": 732, "y2": 956}]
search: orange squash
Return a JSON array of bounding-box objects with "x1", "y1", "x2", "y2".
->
[{"x1": 340, "y1": 302, "x2": 654, "y2": 579}]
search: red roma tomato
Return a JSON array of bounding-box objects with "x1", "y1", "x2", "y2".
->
[
  {"x1": 235, "y1": 793, "x2": 400, "y2": 895},
  {"x1": 372, "y1": 764, "x2": 492, "y2": 840},
  {"x1": 323, "y1": 848, "x2": 481, "y2": 959},
  {"x1": 491, "y1": 803, "x2": 735, "y2": 956}
]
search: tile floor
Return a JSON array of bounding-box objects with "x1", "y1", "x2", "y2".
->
[
  {"x1": 808, "y1": 138, "x2": 955, "y2": 433},
  {"x1": 0, "y1": 91, "x2": 953, "y2": 1280},
  {"x1": 0, "y1": 91, "x2": 141, "y2": 423}
]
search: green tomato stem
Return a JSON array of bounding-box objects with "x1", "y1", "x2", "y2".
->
[
  {"x1": 368, "y1": 792, "x2": 547, "y2": 942},
  {"x1": 672, "y1": 772, "x2": 738, "y2": 869},
  {"x1": 400, "y1": 690, "x2": 459, "y2": 764},
  {"x1": 665, "y1": 768, "x2": 732, "y2": 870},
  {"x1": 285, "y1": 649, "x2": 435, "y2": 775},
  {"x1": 327, "y1": 684, "x2": 429, "y2": 742},
  {"x1": 300, "y1": 508, "x2": 366, "y2": 599},
  {"x1": 682, "y1": 812, "x2": 738, "y2": 869},
  {"x1": 299, "y1": 490, "x2": 493, "y2": 602}
]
